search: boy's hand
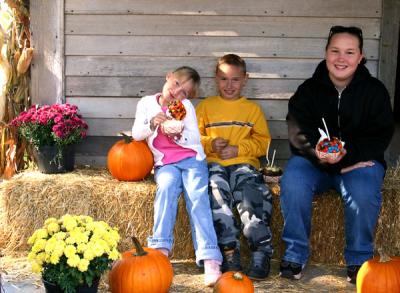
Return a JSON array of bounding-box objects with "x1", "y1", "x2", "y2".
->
[
  {"x1": 218, "y1": 145, "x2": 238, "y2": 160},
  {"x1": 212, "y1": 137, "x2": 229, "y2": 153},
  {"x1": 150, "y1": 112, "x2": 168, "y2": 130}
]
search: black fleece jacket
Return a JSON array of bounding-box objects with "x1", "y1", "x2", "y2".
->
[{"x1": 287, "y1": 60, "x2": 394, "y2": 173}]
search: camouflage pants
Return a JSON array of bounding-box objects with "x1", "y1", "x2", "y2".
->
[{"x1": 208, "y1": 163, "x2": 273, "y2": 255}]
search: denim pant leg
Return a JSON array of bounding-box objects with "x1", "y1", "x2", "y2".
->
[
  {"x1": 148, "y1": 164, "x2": 183, "y2": 251},
  {"x1": 180, "y1": 158, "x2": 222, "y2": 265},
  {"x1": 280, "y1": 156, "x2": 332, "y2": 265},
  {"x1": 334, "y1": 161, "x2": 384, "y2": 266}
]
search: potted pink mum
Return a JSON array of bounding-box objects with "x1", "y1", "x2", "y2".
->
[{"x1": 11, "y1": 103, "x2": 88, "y2": 173}]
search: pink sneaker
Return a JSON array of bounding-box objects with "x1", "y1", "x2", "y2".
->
[
  {"x1": 157, "y1": 248, "x2": 169, "y2": 257},
  {"x1": 204, "y1": 259, "x2": 222, "y2": 287}
]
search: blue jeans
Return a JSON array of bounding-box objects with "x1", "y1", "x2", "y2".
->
[
  {"x1": 148, "y1": 157, "x2": 222, "y2": 266},
  {"x1": 280, "y1": 155, "x2": 384, "y2": 266}
]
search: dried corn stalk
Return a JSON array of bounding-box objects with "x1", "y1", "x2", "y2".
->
[{"x1": 0, "y1": 0, "x2": 31, "y2": 178}]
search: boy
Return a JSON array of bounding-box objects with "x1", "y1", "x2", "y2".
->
[{"x1": 196, "y1": 54, "x2": 273, "y2": 280}]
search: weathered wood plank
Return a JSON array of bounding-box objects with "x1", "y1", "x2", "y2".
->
[
  {"x1": 65, "y1": 0, "x2": 382, "y2": 17},
  {"x1": 65, "y1": 15, "x2": 381, "y2": 39},
  {"x1": 65, "y1": 36, "x2": 380, "y2": 60},
  {"x1": 66, "y1": 97, "x2": 289, "y2": 121},
  {"x1": 65, "y1": 77, "x2": 301, "y2": 100},
  {"x1": 74, "y1": 136, "x2": 291, "y2": 167},
  {"x1": 65, "y1": 56, "x2": 379, "y2": 78},
  {"x1": 84, "y1": 118, "x2": 288, "y2": 138},
  {"x1": 30, "y1": 0, "x2": 64, "y2": 105}
]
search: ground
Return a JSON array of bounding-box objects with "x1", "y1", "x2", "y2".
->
[{"x1": 1, "y1": 255, "x2": 356, "y2": 293}]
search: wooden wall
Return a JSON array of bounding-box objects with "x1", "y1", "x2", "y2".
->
[{"x1": 32, "y1": 0, "x2": 387, "y2": 166}]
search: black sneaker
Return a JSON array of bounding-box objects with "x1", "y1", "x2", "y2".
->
[
  {"x1": 246, "y1": 251, "x2": 271, "y2": 280},
  {"x1": 346, "y1": 265, "x2": 361, "y2": 284},
  {"x1": 221, "y1": 248, "x2": 242, "y2": 273},
  {"x1": 279, "y1": 260, "x2": 304, "y2": 280}
]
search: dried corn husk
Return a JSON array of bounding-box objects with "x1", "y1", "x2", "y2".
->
[{"x1": 16, "y1": 47, "x2": 33, "y2": 75}]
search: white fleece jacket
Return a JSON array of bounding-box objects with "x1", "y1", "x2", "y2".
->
[{"x1": 131, "y1": 94, "x2": 206, "y2": 166}]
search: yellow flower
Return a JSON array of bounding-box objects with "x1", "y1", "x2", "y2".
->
[
  {"x1": 83, "y1": 248, "x2": 95, "y2": 261},
  {"x1": 47, "y1": 222, "x2": 60, "y2": 234},
  {"x1": 76, "y1": 243, "x2": 88, "y2": 254},
  {"x1": 31, "y1": 239, "x2": 46, "y2": 253},
  {"x1": 50, "y1": 254, "x2": 60, "y2": 265},
  {"x1": 64, "y1": 245, "x2": 77, "y2": 258},
  {"x1": 53, "y1": 231, "x2": 66, "y2": 241},
  {"x1": 109, "y1": 249, "x2": 120, "y2": 261},
  {"x1": 35, "y1": 228, "x2": 48, "y2": 239},
  {"x1": 44, "y1": 217, "x2": 58, "y2": 225},
  {"x1": 78, "y1": 259, "x2": 90, "y2": 272},
  {"x1": 67, "y1": 254, "x2": 80, "y2": 268},
  {"x1": 31, "y1": 262, "x2": 43, "y2": 273},
  {"x1": 62, "y1": 215, "x2": 78, "y2": 231}
]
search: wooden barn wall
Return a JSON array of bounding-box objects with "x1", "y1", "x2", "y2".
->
[{"x1": 38, "y1": 0, "x2": 385, "y2": 166}]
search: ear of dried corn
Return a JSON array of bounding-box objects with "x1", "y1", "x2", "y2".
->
[{"x1": 0, "y1": 0, "x2": 31, "y2": 178}]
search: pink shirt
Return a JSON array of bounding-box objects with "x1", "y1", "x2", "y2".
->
[{"x1": 152, "y1": 96, "x2": 196, "y2": 165}]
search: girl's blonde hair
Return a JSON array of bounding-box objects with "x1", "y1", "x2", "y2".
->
[{"x1": 173, "y1": 66, "x2": 201, "y2": 99}]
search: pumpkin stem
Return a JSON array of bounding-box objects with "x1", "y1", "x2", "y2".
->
[
  {"x1": 120, "y1": 132, "x2": 133, "y2": 144},
  {"x1": 232, "y1": 272, "x2": 244, "y2": 281},
  {"x1": 377, "y1": 247, "x2": 391, "y2": 263},
  {"x1": 131, "y1": 236, "x2": 148, "y2": 257}
]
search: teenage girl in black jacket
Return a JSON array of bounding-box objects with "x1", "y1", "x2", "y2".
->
[{"x1": 279, "y1": 26, "x2": 394, "y2": 284}]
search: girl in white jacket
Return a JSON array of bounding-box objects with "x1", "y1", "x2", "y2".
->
[{"x1": 132, "y1": 66, "x2": 222, "y2": 287}]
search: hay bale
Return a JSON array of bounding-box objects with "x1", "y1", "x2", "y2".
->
[
  {"x1": 0, "y1": 168, "x2": 194, "y2": 259},
  {"x1": 264, "y1": 168, "x2": 400, "y2": 264},
  {"x1": 1, "y1": 167, "x2": 400, "y2": 264}
]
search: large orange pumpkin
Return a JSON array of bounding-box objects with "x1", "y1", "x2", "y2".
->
[
  {"x1": 109, "y1": 237, "x2": 173, "y2": 293},
  {"x1": 213, "y1": 272, "x2": 254, "y2": 293},
  {"x1": 107, "y1": 134, "x2": 153, "y2": 181},
  {"x1": 356, "y1": 255, "x2": 400, "y2": 293}
]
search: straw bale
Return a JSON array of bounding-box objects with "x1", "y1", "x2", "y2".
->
[
  {"x1": 0, "y1": 168, "x2": 194, "y2": 259},
  {"x1": 1, "y1": 167, "x2": 399, "y2": 264}
]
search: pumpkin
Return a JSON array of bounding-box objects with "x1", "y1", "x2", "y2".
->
[
  {"x1": 213, "y1": 271, "x2": 254, "y2": 293},
  {"x1": 109, "y1": 237, "x2": 173, "y2": 293},
  {"x1": 107, "y1": 134, "x2": 153, "y2": 181},
  {"x1": 356, "y1": 254, "x2": 400, "y2": 293}
]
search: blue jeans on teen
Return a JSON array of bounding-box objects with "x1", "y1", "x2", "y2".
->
[
  {"x1": 280, "y1": 155, "x2": 384, "y2": 266},
  {"x1": 148, "y1": 156, "x2": 223, "y2": 266}
]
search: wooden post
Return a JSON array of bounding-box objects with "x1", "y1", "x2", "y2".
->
[
  {"x1": 379, "y1": 0, "x2": 400, "y2": 104},
  {"x1": 30, "y1": 0, "x2": 65, "y2": 105}
]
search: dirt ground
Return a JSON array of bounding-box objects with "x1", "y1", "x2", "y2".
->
[{"x1": 1, "y1": 255, "x2": 356, "y2": 293}]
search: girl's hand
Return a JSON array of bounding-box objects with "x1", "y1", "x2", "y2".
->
[
  {"x1": 150, "y1": 112, "x2": 168, "y2": 130},
  {"x1": 341, "y1": 160, "x2": 375, "y2": 174}
]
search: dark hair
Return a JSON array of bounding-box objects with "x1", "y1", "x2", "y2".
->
[
  {"x1": 173, "y1": 66, "x2": 201, "y2": 98},
  {"x1": 326, "y1": 26, "x2": 366, "y2": 64},
  {"x1": 215, "y1": 54, "x2": 247, "y2": 75}
]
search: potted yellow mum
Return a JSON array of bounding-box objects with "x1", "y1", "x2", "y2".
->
[{"x1": 27, "y1": 215, "x2": 120, "y2": 293}]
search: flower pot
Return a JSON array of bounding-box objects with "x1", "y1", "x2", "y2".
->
[
  {"x1": 42, "y1": 278, "x2": 99, "y2": 293},
  {"x1": 33, "y1": 145, "x2": 75, "y2": 174}
]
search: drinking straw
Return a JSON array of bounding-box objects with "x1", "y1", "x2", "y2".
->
[
  {"x1": 271, "y1": 149, "x2": 276, "y2": 167},
  {"x1": 266, "y1": 142, "x2": 270, "y2": 166},
  {"x1": 322, "y1": 118, "x2": 331, "y2": 140}
]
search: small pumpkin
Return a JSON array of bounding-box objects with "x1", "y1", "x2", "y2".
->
[
  {"x1": 109, "y1": 237, "x2": 173, "y2": 293},
  {"x1": 107, "y1": 133, "x2": 153, "y2": 181},
  {"x1": 356, "y1": 254, "x2": 400, "y2": 293},
  {"x1": 213, "y1": 271, "x2": 254, "y2": 293}
]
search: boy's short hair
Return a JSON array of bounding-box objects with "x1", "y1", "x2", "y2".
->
[
  {"x1": 173, "y1": 66, "x2": 201, "y2": 99},
  {"x1": 215, "y1": 54, "x2": 247, "y2": 75}
]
